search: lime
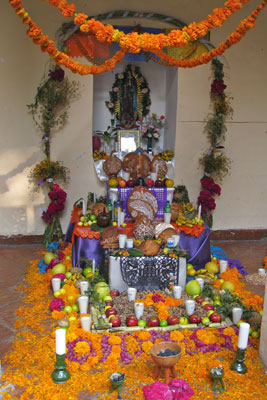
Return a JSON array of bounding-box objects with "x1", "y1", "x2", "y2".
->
[{"x1": 89, "y1": 214, "x2": 97, "y2": 222}]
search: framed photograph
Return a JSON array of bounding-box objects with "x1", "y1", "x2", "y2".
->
[{"x1": 117, "y1": 130, "x2": 140, "y2": 153}]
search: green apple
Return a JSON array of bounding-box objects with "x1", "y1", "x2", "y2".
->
[
  {"x1": 252, "y1": 330, "x2": 260, "y2": 339},
  {"x1": 65, "y1": 256, "x2": 72, "y2": 261},
  {"x1": 67, "y1": 295, "x2": 75, "y2": 303},
  {"x1": 53, "y1": 290, "x2": 61, "y2": 298},
  {"x1": 103, "y1": 295, "x2": 112, "y2": 302},
  {"x1": 249, "y1": 327, "x2": 253, "y2": 335},
  {"x1": 138, "y1": 319, "x2": 147, "y2": 327},
  {"x1": 65, "y1": 272, "x2": 72, "y2": 279},
  {"x1": 179, "y1": 317, "x2": 188, "y2": 325},
  {"x1": 201, "y1": 301, "x2": 210, "y2": 307},
  {"x1": 159, "y1": 320, "x2": 168, "y2": 327},
  {"x1": 80, "y1": 216, "x2": 85, "y2": 222},
  {"x1": 187, "y1": 263, "x2": 194, "y2": 270},
  {"x1": 163, "y1": 248, "x2": 170, "y2": 255},
  {"x1": 72, "y1": 304, "x2": 79, "y2": 312},
  {"x1": 213, "y1": 300, "x2": 222, "y2": 306},
  {"x1": 68, "y1": 316, "x2": 77, "y2": 322},
  {"x1": 64, "y1": 306, "x2": 73, "y2": 314},
  {"x1": 259, "y1": 310, "x2": 263, "y2": 317},
  {"x1": 202, "y1": 317, "x2": 211, "y2": 326},
  {"x1": 83, "y1": 267, "x2": 92, "y2": 277},
  {"x1": 59, "y1": 288, "x2": 66, "y2": 295},
  {"x1": 213, "y1": 295, "x2": 221, "y2": 301},
  {"x1": 89, "y1": 214, "x2": 97, "y2": 222},
  {"x1": 77, "y1": 222, "x2": 83, "y2": 226}
]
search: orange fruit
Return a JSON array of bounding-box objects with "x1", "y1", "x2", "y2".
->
[
  {"x1": 165, "y1": 179, "x2": 174, "y2": 188},
  {"x1": 108, "y1": 177, "x2": 119, "y2": 188}
]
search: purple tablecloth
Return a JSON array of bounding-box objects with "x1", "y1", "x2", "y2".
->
[
  {"x1": 179, "y1": 225, "x2": 211, "y2": 270},
  {"x1": 72, "y1": 235, "x2": 104, "y2": 269}
]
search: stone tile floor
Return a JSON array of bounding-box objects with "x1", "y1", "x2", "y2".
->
[{"x1": 0, "y1": 240, "x2": 266, "y2": 397}]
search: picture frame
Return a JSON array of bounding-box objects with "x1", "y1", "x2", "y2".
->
[{"x1": 117, "y1": 130, "x2": 140, "y2": 153}]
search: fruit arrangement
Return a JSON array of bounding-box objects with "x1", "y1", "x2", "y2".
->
[
  {"x1": 77, "y1": 213, "x2": 97, "y2": 227},
  {"x1": 176, "y1": 202, "x2": 204, "y2": 227},
  {"x1": 160, "y1": 150, "x2": 174, "y2": 161},
  {"x1": 93, "y1": 150, "x2": 106, "y2": 161}
]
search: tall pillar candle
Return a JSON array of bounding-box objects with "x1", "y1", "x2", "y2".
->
[
  {"x1": 92, "y1": 259, "x2": 95, "y2": 275},
  {"x1": 198, "y1": 204, "x2": 202, "y2": 220},
  {"x1": 82, "y1": 198, "x2": 86, "y2": 215},
  {"x1": 52, "y1": 278, "x2": 61, "y2": 292},
  {"x1": 55, "y1": 328, "x2": 66, "y2": 355},
  {"x1": 78, "y1": 296, "x2": 88, "y2": 314},
  {"x1": 80, "y1": 281, "x2": 89, "y2": 296},
  {"x1": 238, "y1": 322, "x2": 250, "y2": 349}
]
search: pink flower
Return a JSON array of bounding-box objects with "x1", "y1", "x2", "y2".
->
[
  {"x1": 143, "y1": 381, "x2": 172, "y2": 400},
  {"x1": 50, "y1": 298, "x2": 65, "y2": 311}
]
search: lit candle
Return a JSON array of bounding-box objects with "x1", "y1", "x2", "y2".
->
[
  {"x1": 82, "y1": 198, "x2": 86, "y2": 215},
  {"x1": 238, "y1": 322, "x2": 250, "y2": 349},
  {"x1": 55, "y1": 328, "x2": 66, "y2": 355},
  {"x1": 92, "y1": 259, "x2": 95, "y2": 275},
  {"x1": 198, "y1": 204, "x2": 202, "y2": 220}
]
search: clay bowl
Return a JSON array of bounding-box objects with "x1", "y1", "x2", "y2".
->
[{"x1": 151, "y1": 341, "x2": 182, "y2": 368}]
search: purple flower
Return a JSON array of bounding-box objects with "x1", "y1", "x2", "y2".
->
[
  {"x1": 211, "y1": 79, "x2": 227, "y2": 94},
  {"x1": 48, "y1": 67, "x2": 65, "y2": 82}
]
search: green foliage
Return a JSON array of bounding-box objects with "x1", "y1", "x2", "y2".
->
[
  {"x1": 204, "y1": 113, "x2": 227, "y2": 147},
  {"x1": 173, "y1": 185, "x2": 190, "y2": 203},
  {"x1": 215, "y1": 290, "x2": 253, "y2": 320},
  {"x1": 199, "y1": 152, "x2": 231, "y2": 181}
]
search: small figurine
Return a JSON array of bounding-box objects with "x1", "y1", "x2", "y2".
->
[
  {"x1": 109, "y1": 372, "x2": 125, "y2": 399},
  {"x1": 210, "y1": 367, "x2": 225, "y2": 393}
]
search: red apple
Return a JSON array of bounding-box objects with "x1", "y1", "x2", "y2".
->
[
  {"x1": 204, "y1": 304, "x2": 215, "y2": 311},
  {"x1": 110, "y1": 289, "x2": 120, "y2": 297},
  {"x1": 105, "y1": 308, "x2": 117, "y2": 317},
  {"x1": 127, "y1": 315, "x2": 138, "y2": 327},
  {"x1": 127, "y1": 179, "x2": 135, "y2": 187},
  {"x1": 195, "y1": 296, "x2": 205, "y2": 304},
  {"x1": 105, "y1": 300, "x2": 113, "y2": 307},
  {"x1": 145, "y1": 179, "x2": 154, "y2": 188},
  {"x1": 167, "y1": 315, "x2": 179, "y2": 325},
  {"x1": 189, "y1": 314, "x2": 202, "y2": 324},
  {"x1": 155, "y1": 179, "x2": 164, "y2": 188},
  {"x1": 209, "y1": 312, "x2": 221, "y2": 323},
  {"x1": 109, "y1": 315, "x2": 121, "y2": 327},
  {"x1": 148, "y1": 316, "x2": 160, "y2": 327}
]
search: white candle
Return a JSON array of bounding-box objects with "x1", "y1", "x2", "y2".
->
[
  {"x1": 219, "y1": 260, "x2": 228, "y2": 274},
  {"x1": 80, "y1": 281, "x2": 89, "y2": 296},
  {"x1": 258, "y1": 268, "x2": 266, "y2": 275},
  {"x1": 238, "y1": 322, "x2": 250, "y2": 349},
  {"x1": 52, "y1": 278, "x2": 61, "y2": 292},
  {"x1": 198, "y1": 204, "x2": 202, "y2": 220},
  {"x1": 134, "y1": 302, "x2": 144, "y2": 319},
  {"x1": 93, "y1": 193, "x2": 96, "y2": 202},
  {"x1": 81, "y1": 316, "x2": 92, "y2": 331},
  {"x1": 78, "y1": 296, "x2": 89, "y2": 314},
  {"x1": 82, "y1": 198, "x2": 86, "y2": 215},
  {"x1": 55, "y1": 328, "x2": 66, "y2": 355},
  {"x1": 196, "y1": 277, "x2": 204, "y2": 291},
  {"x1": 173, "y1": 285, "x2": 182, "y2": 299},
  {"x1": 232, "y1": 307, "x2": 243, "y2": 325},
  {"x1": 92, "y1": 259, "x2": 95, "y2": 275},
  {"x1": 127, "y1": 287, "x2": 137, "y2": 301}
]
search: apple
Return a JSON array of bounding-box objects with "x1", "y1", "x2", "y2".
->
[
  {"x1": 195, "y1": 296, "x2": 205, "y2": 304},
  {"x1": 64, "y1": 306, "x2": 73, "y2": 314},
  {"x1": 109, "y1": 315, "x2": 121, "y2": 327},
  {"x1": 209, "y1": 312, "x2": 221, "y2": 323},
  {"x1": 148, "y1": 316, "x2": 160, "y2": 327},
  {"x1": 72, "y1": 304, "x2": 79, "y2": 312},
  {"x1": 179, "y1": 317, "x2": 188, "y2": 325},
  {"x1": 167, "y1": 315, "x2": 179, "y2": 325},
  {"x1": 155, "y1": 179, "x2": 164, "y2": 188},
  {"x1": 83, "y1": 267, "x2": 92, "y2": 277},
  {"x1": 207, "y1": 310, "x2": 215, "y2": 317},
  {"x1": 127, "y1": 315, "x2": 138, "y2": 327},
  {"x1": 204, "y1": 304, "x2": 214, "y2": 311},
  {"x1": 119, "y1": 179, "x2": 127, "y2": 188},
  {"x1": 68, "y1": 316, "x2": 77, "y2": 322},
  {"x1": 213, "y1": 300, "x2": 222, "y2": 307},
  {"x1": 201, "y1": 317, "x2": 211, "y2": 326},
  {"x1": 213, "y1": 295, "x2": 221, "y2": 301},
  {"x1": 138, "y1": 319, "x2": 147, "y2": 327},
  {"x1": 105, "y1": 300, "x2": 113, "y2": 307},
  {"x1": 65, "y1": 272, "x2": 72, "y2": 279},
  {"x1": 67, "y1": 295, "x2": 75, "y2": 303},
  {"x1": 127, "y1": 179, "x2": 135, "y2": 187},
  {"x1": 65, "y1": 256, "x2": 72, "y2": 261},
  {"x1": 189, "y1": 314, "x2": 201, "y2": 324},
  {"x1": 103, "y1": 295, "x2": 113, "y2": 302},
  {"x1": 145, "y1": 179, "x2": 154, "y2": 188},
  {"x1": 105, "y1": 308, "x2": 117, "y2": 317},
  {"x1": 251, "y1": 330, "x2": 260, "y2": 339},
  {"x1": 159, "y1": 320, "x2": 168, "y2": 327},
  {"x1": 53, "y1": 290, "x2": 61, "y2": 298},
  {"x1": 59, "y1": 288, "x2": 66, "y2": 295},
  {"x1": 201, "y1": 301, "x2": 210, "y2": 307},
  {"x1": 104, "y1": 305, "x2": 112, "y2": 312},
  {"x1": 110, "y1": 290, "x2": 120, "y2": 297},
  {"x1": 236, "y1": 320, "x2": 245, "y2": 328}
]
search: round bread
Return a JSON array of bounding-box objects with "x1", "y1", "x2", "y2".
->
[
  {"x1": 133, "y1": 215, "x2": 155, "y2": 240},
  {"x1": 155, "y1": 223, "x2": 174, "y2": 239},
  {"x1": 122, "y1": 151, "x2": 151, "y2": 180},
  {"x1": 139, "y1": 240, "x2": 160, "y2": 256},
  {"x1": 151, "y1": 155, "x2": 168, "y2": 178},
  {"x1": 128, "y1": 186, "x2": 158, "y2": 221},
  {"x1": 103, "y1": 152, "x2": 122, "y2": 177},
  {"x1": 159, "y1": 227, "x2": 176, "y2": 243},
  {"x1": 92, "y1": 203, "x2": 109, "y2": 217},
  {"x1": 101, "y1": 226, "x2": 119, "y2": 248}
]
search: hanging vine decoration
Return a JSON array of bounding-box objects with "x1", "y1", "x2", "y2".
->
[{"x1": 198, "y1": 58, "x2": 233, "y2": 228}]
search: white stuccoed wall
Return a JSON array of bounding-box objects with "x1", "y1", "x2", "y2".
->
[{"x1": 1, "y1": 0, "x2": 267, "y2": 235}]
